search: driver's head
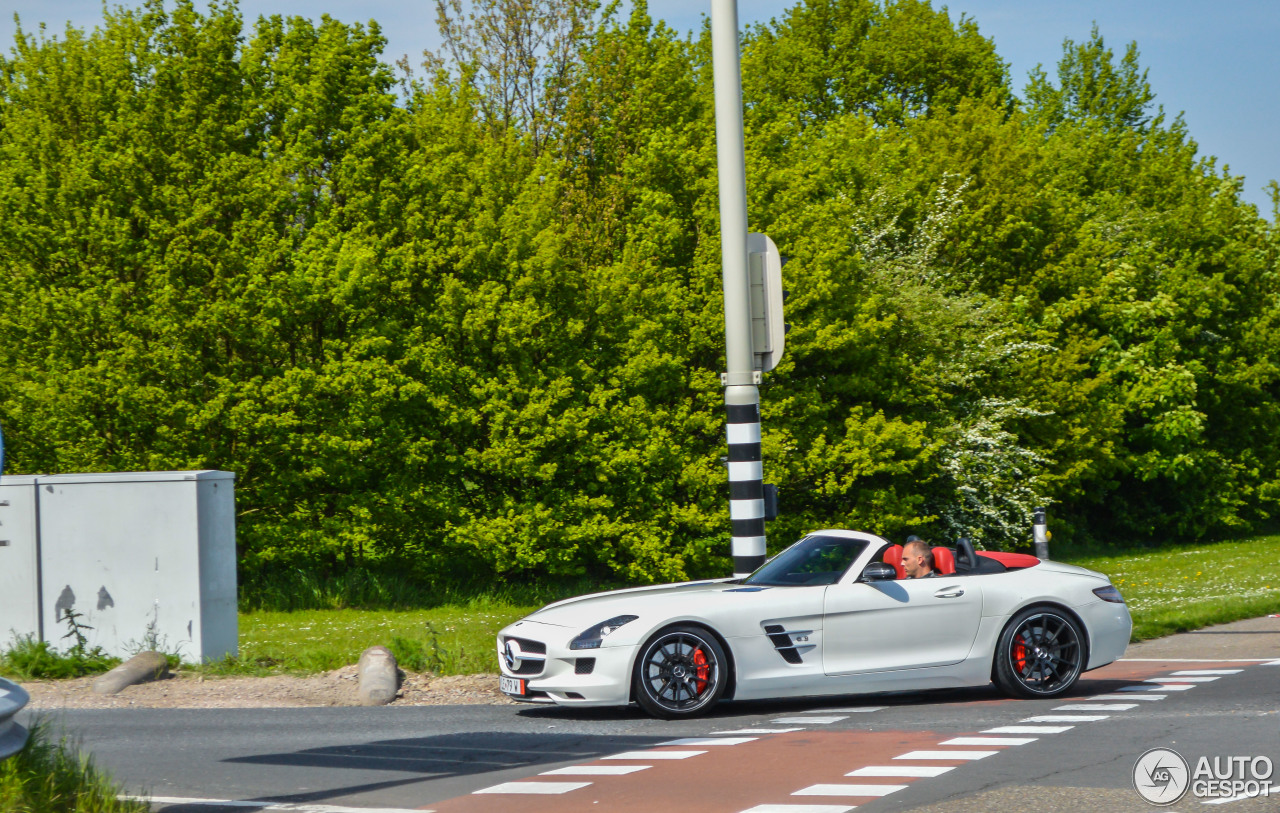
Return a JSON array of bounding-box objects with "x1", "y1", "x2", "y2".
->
[{"x1": 903, "y1": 539, "x2": 934, "y2": 578}]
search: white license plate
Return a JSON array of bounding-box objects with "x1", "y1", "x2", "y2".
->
[{"x1": 499, "y1": 676, "x2": 526, "y2": 695}]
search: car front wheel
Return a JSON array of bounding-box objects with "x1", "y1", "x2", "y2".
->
[
  {"x1": 633, "y1": 625, "x2": 728, "y2": 719},
  {"x1": 993, "y1": 607, "x2": 1085, "y2": 699}
]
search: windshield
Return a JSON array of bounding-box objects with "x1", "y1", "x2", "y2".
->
[{"x1": 743, "y1": 535, "x2": 869, "y2": 586}]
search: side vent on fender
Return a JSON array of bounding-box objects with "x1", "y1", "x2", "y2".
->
[{"x1": 764, "y1": 623, "x2": 814, "y2": 665}]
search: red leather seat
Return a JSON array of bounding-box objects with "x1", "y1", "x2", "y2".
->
[
  {"x1": 932, "y1": 547, "x2": 956, "y2": 575},
  {"x1": 883, "y1": 545, "x2": 905, "y2": 579}
]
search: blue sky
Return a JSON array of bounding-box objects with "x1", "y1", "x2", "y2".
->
[{"x1": 4, "y1": 1, "x2": 1278, "y2": 214}]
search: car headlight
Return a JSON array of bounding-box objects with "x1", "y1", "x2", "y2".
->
[
  {"x1": 570, "y1": 615, "x2": 639, "y2": 650},
  {"x1": 1093, "y1": 585, "x2": 1126, "y2": 604}
]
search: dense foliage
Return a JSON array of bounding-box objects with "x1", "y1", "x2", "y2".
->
[{"x1": 1, "y1": 0, "x2": 1276, "y2": 587}]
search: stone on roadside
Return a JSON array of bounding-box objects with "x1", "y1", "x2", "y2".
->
[
  {"x1": 357, "y1": 646, "x2": 399, "y2": 706},
  {"x1": 92, "y1": 651, "x2": 170, "y2": 695}
]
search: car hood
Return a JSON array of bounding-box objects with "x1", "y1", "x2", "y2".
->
[{"x1": 527, "y1": 579, "x2": 742, "y2": 627}]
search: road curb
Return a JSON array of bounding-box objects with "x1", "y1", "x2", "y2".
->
[
  {"x1": 357, "y1": 646, "x2": 399, "y2": 706},
  {"x1": 93, "y1": 651, "x2": 170, "y2": 695}
]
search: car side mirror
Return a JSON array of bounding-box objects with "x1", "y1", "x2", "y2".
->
[{"x1": 859, "y1": 562, "x2": 897, "y2": 582}]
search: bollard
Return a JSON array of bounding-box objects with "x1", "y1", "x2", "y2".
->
[
  {"x1": 1033, "y1": 506, "x2": 1050, "y2": 559},
  {"x1": 357, "y1": 646, "x2": 399, "y2": 706}
]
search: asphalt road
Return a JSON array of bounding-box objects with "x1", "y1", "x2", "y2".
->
[{"x1": 26, "y1": 616, "x2": 1280, "y2": 813}]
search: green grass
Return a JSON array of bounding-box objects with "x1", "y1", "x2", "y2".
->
[
  {"x1": 220, "y1": 598, "x2": 540, "y2": 676},
  {"x1": 1061, "y1": 534, "x2": 1280, "y2": 641},
  {"x1": 0, "y1": 720, "x2": 147, "y2": 813},
  {"x1": 0, "y1": 635, "x2": 121, "y2": 681}
]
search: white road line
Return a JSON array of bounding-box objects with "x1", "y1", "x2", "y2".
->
[
  {"x1": 658, "y1": 737, "x2": 758, "y2": 746},
  {"x1": 983, "y1": 726, "x2": 1074, "y2": 734},
  {"x1": 793, "y1": 784, "x2": 908, "y2": 797},
  {"x1": 801, "y1": 707, "x2": 885, "y2": 713},
  {"x1": 473, "y1": 782, "x2": 591, "y2": 795},
  {"x1": 712, "y1": 728, "x2": 805, "y2": 735},
  {"x1": 1171, "y1": 669, "x2": 1243, "y2": 675},
  {"x1": 894, "y1": 750, "x2": 998, "y2": 761},
  {"x1": 1148, "y1": 676, "x2": 1220, "y2": 683},
  {"x1": 1263, "y1": 659, "x2": 1280, "y2": 667},
  {"x1": 1020, "y1": 715, "x2": 1110, "y2": 723},
  {"x1": 773, "y1": 716, "x2": 848, "y2": 724},
  {"x1": 1089, "y1": 694, "x2": 1165, "y2": 701},
  {"x1": 847, "y1": 766, "x2": 954, "y2": 778},
  {"x1": 540, "y1": 765, "x2": 650, "y2": 776},
  {"x1": 738, "y1": 805, "x2": 857, "y2": 813},
  {"x1": 938, "y1": 736, "x2": 1037, "y2": 746},
  {"x1": 1120, "y1": 658, "x2": 1270, "y2": 662},
  {"x1": 1053, "y1": 703, "x2": 1138, "y2": 711},
  {"x1": 603, "y1": 750, "x2": 706, "y2": 760},
  {"x1": 121, "y1": 798, "x2": 429, "y2": 813},
  {"x1": 1119, "y1": 683, "x2": 1194, "y2": 691}
]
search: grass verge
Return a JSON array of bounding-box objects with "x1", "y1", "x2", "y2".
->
[
  {"x1": 220, "y1": 597, "x2": 539, "y2": 676},
  {"x1": 1062, "y1": 533, "x2": 1280, "y2": 640},
  {"x1": 0, "y1": 719, "x2": 147, "y2": 813}
]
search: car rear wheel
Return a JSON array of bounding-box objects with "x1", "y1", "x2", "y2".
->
[
  {"x1": 633, "y1": 625, "x2": 728, "y2": 719},
  {"x1": 993, "y1": 607, "x2": 1085, "y2": 699}
]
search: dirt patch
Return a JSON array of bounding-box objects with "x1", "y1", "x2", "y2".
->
[{"x1": 21, "y1": 667, "x2": 517, "y2": 710}]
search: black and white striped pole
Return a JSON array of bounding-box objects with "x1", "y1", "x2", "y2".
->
[
  {"x1": 712, "y1": 0, "x2": 785, "y2": 577},
  {"x1": 1033, "y1": 506, "x2": 1050, "y2": 559}
]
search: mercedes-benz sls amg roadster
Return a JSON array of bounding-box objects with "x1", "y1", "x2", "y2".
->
[{"x1": 496, "y1": 530, "x2": 1131, "y2": 718}]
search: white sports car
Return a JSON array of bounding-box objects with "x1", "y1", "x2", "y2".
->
[{"x1": 496, "y1": 530, "x2": 1131, "y2": 718}]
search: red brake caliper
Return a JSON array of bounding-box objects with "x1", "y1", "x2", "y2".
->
[
  {"x1": 1013, "y1": 636, "x2": 1027, "y2": 672},
  {"x1": 693, "y1": 648, "x2": 709, "y2": 694}
]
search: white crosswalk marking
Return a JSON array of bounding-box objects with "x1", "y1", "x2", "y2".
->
[
  {"x1": 801, "y1": 707, "x2": 885, "y2": 713},
  {"x1": 895, "y1": 750, "x2": 998, "y2": 760},
  {"x1": 846, "y1": 766, "x2": 954, "y2": 777},
  {"x1": 793, "y1": 784, "x2": 908, "y2": 797},
  {"x1": 473, "y1": 782, "x2": 591, "y2": 795},
  {"x1": 938, "y1": 736, "x2": 1037, "y2": 746},
  {"x1": 1149, "y1": 676, "x2": 1219, "y2": 683},
  {"x1": 738, "y1": 805, "x2": 857, "y2": 813},
  {"x1": 983, "y1": 725, "x2": 1074, "y2": 734},
  {"x1": 658, "y1": 737, "x2": 758, "y2": 746},
  {"x1": 1119, "y1": 683, "x2": 1194, "y2": 691},
  {"x1": 603, "y1": 750, "x2": 705, "y2": 760},
  {"x1": 1089, "y1": 694, "x2": 1165, "y2": 701},
  {"x1": 540, "y1": 765, "x2": 650, "y2": 776},
  {"x1": 712, "y1": 728, "x2": 805, "y2": 735},
  {"x1": 1053, "y1": 703, "x2": 1138, "y2": 711},
  {"x1": 1170, "y1": 669, "x2": 1242, "y2": 675},
  {"x1": 773, "y1": 716, "x2": 848, "y2": 724},
  {"x1": 1021, "y1": 715, "x2": 1110, "y2": 722}
]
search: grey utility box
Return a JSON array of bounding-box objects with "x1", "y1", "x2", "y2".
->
[{"x1": 0, "y1": 471, "x2": 236, "y2": 662}]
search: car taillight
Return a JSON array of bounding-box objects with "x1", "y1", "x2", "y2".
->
[{"x1": 1093, "y1": 585, "x2": 1125, "y2": 604}]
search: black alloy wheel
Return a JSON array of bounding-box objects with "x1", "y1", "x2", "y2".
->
[
  {"x1": 633, "y1": 625, "x2": 728, "y2": 719},
  {"x1": 993, "y1": 607, "x2": 1085, "y2": 698}
]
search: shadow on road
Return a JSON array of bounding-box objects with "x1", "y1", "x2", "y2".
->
[{"x1": 223, "y1": 728, "x2": 668, "y2": 777}]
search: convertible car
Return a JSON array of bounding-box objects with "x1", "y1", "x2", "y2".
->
[{"x1": 496, "y1": 530, "x2": 1131, "y2": 718}]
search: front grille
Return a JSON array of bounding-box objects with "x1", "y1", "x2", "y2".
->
[
  {"x1": 501, "y1": 636, "x2": 547, "y2": 676},
  {"x1": 575, "y1": 658, "x2": 596, "y2": 675},
  {"x1": 506, "y1": 637, "x2": 546, "y2": 654}
]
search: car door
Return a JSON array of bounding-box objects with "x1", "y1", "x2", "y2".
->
[{"x1": 822, "y1": 575, "x2": 983, "y2": 676}]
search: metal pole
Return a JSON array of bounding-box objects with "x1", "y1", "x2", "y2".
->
[
  {"x1": 711, "y1": 0, "x2": 765, "y2": 578},
  {"x1": 1033, "y1": 506, "x2": 1049, "y2": 559}
]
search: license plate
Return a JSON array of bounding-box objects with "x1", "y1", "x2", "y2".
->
[{"x1": 499, "y1": 676, "x2": 526, "y2": 696}]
